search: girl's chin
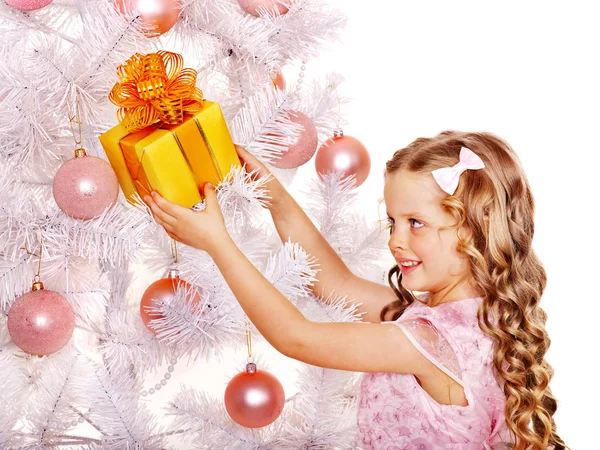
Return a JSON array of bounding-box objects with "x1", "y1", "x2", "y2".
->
[
  {"x1": 400, "y1": 277, "x2": 431, "y2": 294},
  {"x1": 400, "y1": 281, "x2": 421, "y2": 292}
]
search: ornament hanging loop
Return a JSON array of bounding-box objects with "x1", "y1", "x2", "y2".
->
[
  {"x1": 36, "y1": 235, "x2": 43, "y2": 279},
  {"x1": 67, "y1": 95, "x2": 86, "y2": 156},
  {"x1": 245, "y1": 321, "x2": 256, "y2": 373},
  {"x1": 326, "y1": 77, "x2": 342, "y2": 131},
  {"x1": 20, "y1": 233, "x2": 44, "y2": 289},
  {"x1": 245, "y1": 319, "x2": 253, "y2": 363},
  {"x1": 334, "y1": 90, "x2": 342, "y2": 131},
  {"x1": 171, "y1": 239, "x2": 179, "y2": 264}
]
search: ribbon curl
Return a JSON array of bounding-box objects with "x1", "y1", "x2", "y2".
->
[{"x1": 108, "y1": 51, "x2": 204, "y2": 132}]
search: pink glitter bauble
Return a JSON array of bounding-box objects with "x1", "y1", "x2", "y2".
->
[
  {"x1": 237, "y1": 0, "x2": 289, "y2": 17},
  {"x1": 8, "y1": 286, "x2": 75, "y2": 355},
  {"x1": 271, "y1": 111, "x2": 318, "y2": 169},
  {"x1": 5, "y1": 0, "x2": 54, "y2": 11},
  {"x1": 115, "y1": 0, "x2": 181, "y2": 37},
  {"x1": 315, "y1": 132, "x2": 371, "y2": 187},
  {"x1": 224, "y1": 363, "x2": 285, "y2": 428},
  {"x1": 52, "y1": 153, "x2": 119, "y2": 220}
]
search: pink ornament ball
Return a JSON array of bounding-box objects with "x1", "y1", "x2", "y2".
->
[
  {"x1": 224, "y1": 363, "x2": 285, "y2": 428},
  {"x1": 271, "y1": 111, "x2": 318, "y2": 169},
  {"x1": 237, "y1": 0, "x2": 289, "y2": 17},
  {"x1": 271, "y1": 72, "x2": 286, "y2": 90},
  {"x1": 5, "y1": 0, "x2": 54, "y2": 11},
  {"x1": 53, "y1": 153, "x2": 119, "y2": 220},
  {"x1": 8, "y1": 286, "x2": 75, "y2": 356},
  {"x1": 115, "y1": 0, "x2": 181, "y2": 37},
  {"x1": 315, "y1": 132, "x2": 371, "y2": 187},
  {"x1": 140, "y1": 273, "x2": 201, "y2": 335}
]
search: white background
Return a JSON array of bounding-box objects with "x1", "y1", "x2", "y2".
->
[
  {"x1": 295, "y1": 1, "x2": 597, "y2": 447},
  {"x1": 151, "y1": 1, "x2": 597, "y2": 448}
]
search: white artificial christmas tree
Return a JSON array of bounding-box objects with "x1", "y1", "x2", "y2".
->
[{"x1": 0, "y1": 0, "x2": 389, "y2": 447}]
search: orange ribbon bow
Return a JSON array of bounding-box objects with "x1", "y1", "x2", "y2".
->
[{"x1": 108, "y1": 50, "x2": 204, "y2": 132}]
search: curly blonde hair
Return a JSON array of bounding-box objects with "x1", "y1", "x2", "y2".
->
[{"x1": 380, "y1": 131, "x2": 566, "y2": 450}]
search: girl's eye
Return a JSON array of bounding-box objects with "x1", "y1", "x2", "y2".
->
[
  {"x1": 409, "y1": 218, "x2": 424, "y2": 229},
  {"x1": 385, "y1": 217, "x2": 395, "y2": 232}
]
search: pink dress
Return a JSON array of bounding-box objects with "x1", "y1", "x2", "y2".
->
[{"x1": 357, "y1": 295, "x2": 513, "y2": 449}]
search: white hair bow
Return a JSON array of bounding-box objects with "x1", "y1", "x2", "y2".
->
[{"x1": 431, "y1": 147, "x2": 485, "y2": 195}]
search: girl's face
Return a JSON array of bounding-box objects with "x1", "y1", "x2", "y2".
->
[{"x1": 383, "y1": 169, "x2": 475, "y2": 301}]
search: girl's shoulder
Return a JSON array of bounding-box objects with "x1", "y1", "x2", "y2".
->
[
  {"x1": 397, "y1": 295, "x2": 491, "y2": 380},
  {"x1": 405, "y1": 294, "x2": 485, "y2": 339},
  {"x1": 406, "y1": 293, "x2": 484, "y2": 327}
]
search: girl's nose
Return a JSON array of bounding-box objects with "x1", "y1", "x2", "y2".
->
[{"x1": 388, "y1": 227, "x2": 408, "y2": 252}]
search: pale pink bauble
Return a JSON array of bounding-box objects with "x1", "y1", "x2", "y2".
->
[
  {"x1": 115, "y1": 0, "x2": 181, "y2": 36},
  {"x1": 315, "y1": 133, "x2": 371, "y2": 187},
  {"x1": 237, "y1": 0, "x2": 289, "y2": 17},
  {"x1": 52, "y1": 155, "x2": 119, "y2": 220},
  {"x1": 224, "y1": 364, "x2": 285, "y2": 428},
  {"x1": 8, "y1": 289, "x2": 75, "y2": 355},
  {"x1": 5, "y1": 0, "x2": 54, "y2": 11},
  {"x1": 271, "y1": 111, "x2": 318, "y2": 169}
]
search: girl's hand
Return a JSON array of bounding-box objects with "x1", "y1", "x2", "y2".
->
[
  {"x1": 143, "y1": 184, "x2": 230, "y2": 255},
  {"x1": 235, "y1": 145, "x2": 285, "y2": 210}
]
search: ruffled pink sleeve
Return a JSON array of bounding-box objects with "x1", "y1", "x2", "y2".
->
[{"x1": 393, "y1": 314, "x2": 465, "y2": 386}]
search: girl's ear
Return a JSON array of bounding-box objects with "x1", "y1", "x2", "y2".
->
[{"x1": 456, "y1": 223, "x2": 473, "y2": 243}]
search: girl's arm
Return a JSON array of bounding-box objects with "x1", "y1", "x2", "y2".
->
[
  {"x1": 211, "y1": 232, "x2": 428, "y2": 374},
  {"x1": 269, "y1": 185, "x2": 397, "y2": 324},
  {"x1": 144, "y1": 188, "x2": 427, "y2": 374},
  {"x1": 237, "y1": 146, "x2": 397, "y2": 323}
]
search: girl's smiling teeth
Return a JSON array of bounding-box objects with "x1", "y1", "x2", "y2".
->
[
  {"x1": 398, "y1": 260, "x2": 422, "y2": 275},
  {"x1": 400, "y1": 261, "x2": 420, "y2": 267}
]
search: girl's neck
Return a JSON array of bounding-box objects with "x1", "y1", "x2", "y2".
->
[{"x1": 426, "y1": 281, "x2": 484, "y2": 307}]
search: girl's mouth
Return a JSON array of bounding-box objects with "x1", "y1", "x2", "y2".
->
[{"x1": 399, "y1": 261, "x2": 421, "y2": 275}]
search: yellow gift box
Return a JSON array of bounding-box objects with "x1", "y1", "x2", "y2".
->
[
  {"x1": 98, "y1": 50, "x2": 241, "y2": 209},
  {"x1": 99, "y1": 101, "x2": 241, "y2": 208}
]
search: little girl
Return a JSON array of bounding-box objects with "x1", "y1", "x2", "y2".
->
[{"x1": 144, "y1": 130, "x2": 566, "y2": 449}]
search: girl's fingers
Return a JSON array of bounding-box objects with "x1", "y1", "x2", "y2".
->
[
  {"x1": 235, "y1": 145, "x2": 258, "y2": 166},
  {"x1": 153, "y1": 211, "x2": 177, "y2": 233},
  {"x1": 234, "y1": 146, "x2": 250, "y2": 168},
  {"x1": 151, "y1": 191, "x2": 190, "y2": 218},
  {"x1": 234, "y1": 144, "x2": 247, "y2": 156},
  {"x1": 145, "y1": 195, "x2": 178, "y2": 227},
  {"x1": 202, "y1": 183, "x2": 217, "y2": 209}
]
